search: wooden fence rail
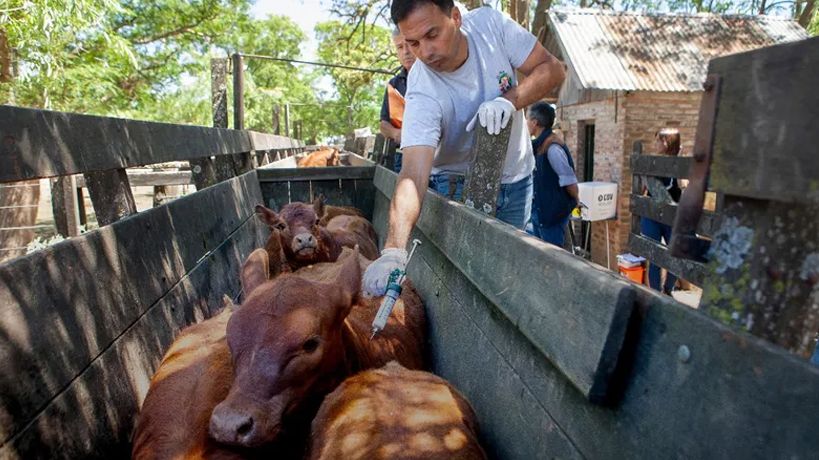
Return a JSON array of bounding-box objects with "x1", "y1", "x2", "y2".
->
[{"x1": 627, "y1": 142, "x2": 721, "y2": 286}]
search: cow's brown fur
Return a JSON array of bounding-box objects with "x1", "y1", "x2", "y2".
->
[
  {"x1": 297, "y1": 148, "x2": 340, "y2": 167},
  {"x1": 209, "y1": 248, "x2": 425, "y2": 450},
  {"x1": 131, "y1": 302, "x2": 243, "y2": 460},
  {"x1": 308, "y1": 362, "x2": 486, "y2": 460}
]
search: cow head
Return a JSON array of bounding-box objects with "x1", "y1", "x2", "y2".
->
[
  {"x1": 255, "y1": 198, "x2": 330, "y2": 265},
  {"x1": 209, "y1": 247, "x2": 361, "y2": 448}
]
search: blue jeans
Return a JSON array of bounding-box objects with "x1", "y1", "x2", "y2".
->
[
  {"x1": 394, "y1": 152, "x2": 403, "y2": 173},
  {"x1": 640, "y1": 217, "x2": 677, "y2": 292},
  {"x1": 529, "y1": 213, "x2": 569, "y2": 247},
  {"x1": 429, "y1": 173, "x2": 532, "y2": 230}
]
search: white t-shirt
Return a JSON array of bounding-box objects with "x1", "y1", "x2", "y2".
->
[{"x1": 401, "y1": 7, "x2": 537, "y2": 184}]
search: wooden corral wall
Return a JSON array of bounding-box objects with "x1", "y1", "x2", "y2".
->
[
  {"x1": 0, "y1": 172, "x2": 268, "y2": 458},
  {"x1": 371, "y1": 166, "x2": 819, "y2": 459}
]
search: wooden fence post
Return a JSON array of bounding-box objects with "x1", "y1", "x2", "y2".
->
[
  {"x1": 231, "y1": 53, "x2": 253, "y2": 174},
  {"x1": 83, "y1": 169, "x2": 137, "y2": 226},
  {"x1": 50, "y1": 175, "x2": 80, "y2": 237},
  {"x1": 462, "y1": 123, "x2": 513, "y2": 214},
  {"x1": 211, "y1": 58, "x2": 235, "y2": 181}
]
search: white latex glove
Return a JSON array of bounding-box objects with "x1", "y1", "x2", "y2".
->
[
  {"x1": 362, "y1": 248, "x2": 408, "y2": 298},
  {"x1": 465, "y1": 97, "x2": 516, "y2": 135}
]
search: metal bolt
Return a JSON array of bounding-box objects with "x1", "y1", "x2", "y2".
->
[
  {"x1": 193, "y1": 165, "x2": 202, "y2": 174},
  {"x1": 677, "y1": 345, "x2": 691, "y2": 363}
]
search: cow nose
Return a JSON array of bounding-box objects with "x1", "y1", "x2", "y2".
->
[
  {"x1": 294, "y1": 233, "x2": 316, "y2": 247},
  {"x1": 210, "y1": 405, "x2": 256, "y2": 445}
]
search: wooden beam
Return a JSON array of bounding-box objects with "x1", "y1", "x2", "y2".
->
[
  {"x1": 257, "y1": 166, "x2": 374, "y2": 182},
  {"x1": 462, "y1": 123, "x2": 513, "y2": 215},
  {"x1": 82, "y1": 169, "x2": 137, "y2": 226},
  {"x1": 74, "y1": 170, "x2": 194, "y2": 188},
  {"x1": 374, "y1": 168, "x2": 636, "y2": 403},
  {"x1": 0, "y1": 105, "x2": 297, "y2": 183},
  {"x1": 628, "y1": 233, "x2": 706, "y2": 285},
  {"x1": 50, "y1": 176, "x2": 80, "y2": 237},
  {"x1": 630, "y1": 155, "x2": 693, "y2": 179},
  {"x1": 708, "y1": 37, "x2": 819, "y2": 203},
  {"x1": 630, "y1": 195, "x2": 721, "y2": 237},
  {"x1": 188, "y1": 158, "x2": 217, "y2": 190}
]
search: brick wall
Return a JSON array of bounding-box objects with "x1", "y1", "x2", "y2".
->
[
  {"x1": 558, "y1": 95, "x2": 625, "y2": 267},
  {"x1": 556, "y1": 91, "x2": 702, "y2": 268}
]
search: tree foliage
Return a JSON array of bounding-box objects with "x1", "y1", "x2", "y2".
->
[{"x1": 315, "y1": 20, "x2": 397, "y2": 136}]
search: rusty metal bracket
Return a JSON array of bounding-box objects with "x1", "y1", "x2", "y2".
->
[{"x1": 670, "y1": 74, "x2": 721, "y2": 262}]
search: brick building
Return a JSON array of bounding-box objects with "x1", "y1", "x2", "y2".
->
[{"x1": 541, "y1": 9, "x2": 806, "y2": 268}]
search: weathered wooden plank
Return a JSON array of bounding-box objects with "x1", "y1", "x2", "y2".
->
[
  {"x1": 631, "y1": 194, "x2": 721, "y2": 237},
  {"x1": 351, "y1": 179, "x2": 376, "y2": 222},
  {"x1": 0, "y1": 105, "x2": 297, "y2": 183},
  {"x1": 630, "y1": 154, "x2": 693, "y2": 179},
  {"x1": 372, "y1": 182, "x2": 819, "y2": 459},
  {"x1": 50, "y1": 175, "x2": 80, "y2": 237},
  {"x1": 709, "y1": 37, "x2": 819, "y2": 203},
  {"x1": 0, "y1": 171, "x2": 263, "y2": 447},
  {"x1": 699, "y1": 197, "x2": 819, "y2": 357},
  {"x1": 74, "y1": 170, "x2": 194, "y2": 188},
  {"x1": 310, "y1": 179, "x2": 354, "y2": 208},
  {"x1": 187, "y1": 159, "x2": 216, "y2": 190},
  {"x1": 260, "y1": 182, "x2": 290, "y2": 210},
  {"x1": 462, "y1": 124, "x2": 512, "y2": 215},
  {"x1": 629, "y1": 233, "x2": 706, "y2": 285},
  {"x1": 374, "y1": 168, "x2": 636, "y2": 402},
  {"x1": 0, "y1": 215, "x2": 268, "y2": 459},
  {"x1": 408, "y1": 229, "x2": 583, "y2": 460},
  {"x1": 83, "y1": 168, "x2": 137, "y2": 226},
  {"x1": 257, "y1": 166, "x2": 374, "y2": 182},
  {"x1": 287, "y1": 181, "x2": 312, "y2": 204}
]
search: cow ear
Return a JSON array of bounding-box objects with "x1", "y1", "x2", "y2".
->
[
  {"x1": 241, "y1": 249, "x2": 269, "y2": 296},
  {"x1": 312, "y1": 194, "x2": 326, "y2": 219},
  {"x1": 255, "y1": 204, "x2": 281, "y2": 227},
  {"x1": 326, "y1": 246, "x2": 362, "y2": 320},
  {"x1": 266, "y1": 228, "x2": 291, "y2": 279}
]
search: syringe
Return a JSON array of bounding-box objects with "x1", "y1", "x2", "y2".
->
[{"x1": 370, "y1": 239, "x2": 421, "y2": 339}]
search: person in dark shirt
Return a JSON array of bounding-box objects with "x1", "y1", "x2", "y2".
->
[
  {"x1": 526, "y1": 101, "x2": 578, "y2": 247},
  {"x1": 640, "y1": 128, "x2": 682, "y2": 294},
  {"x1": 379, "y1": 27, "x2": 416, "y2": 173}
]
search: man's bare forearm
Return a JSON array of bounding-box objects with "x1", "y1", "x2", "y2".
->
[
  {"x1": 503, "y1": 45, "x2": 566, "y2": 110},
  {"x1": 379, "y1": 121, "x2": 401, "y2": 143},
  {"x1": 385, "y1": 147, "x2": 433, "y2": 250}
]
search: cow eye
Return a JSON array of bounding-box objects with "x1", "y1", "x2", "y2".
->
[
  {"x1": 302, "y1": 337, "x2": 320, "y2": 353},
  {"x1": 274, "y1": 222, "x2": 286, "y2": 230},
  {"x1": 314, "y1": 218, "x2": 320, "y2": 226}
]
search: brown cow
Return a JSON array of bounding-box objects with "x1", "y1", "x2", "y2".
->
[
  {"x1": 131, "y1": 298, "x2": 241, "y2": 460},
  {"x1": 297, "y1": 147, "x2": 340, "y2": 167},
  {"x1": 132, "y1": 251, "x2": 308, "y2": 460},
  {"x1": 255, "y1": 198, "x2": 378, "y2": 270},
  {"x1": 308, "y1": 361, "x2": 487, "y2": 460},
  {"x1": 208, "y1": 247, "x2": 425, "y2": 450}
]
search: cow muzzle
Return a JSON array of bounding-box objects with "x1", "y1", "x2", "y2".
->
[
  {"x1": 291, "y1": 232, "x2": 318, "y2": 255},
  {"x1": 209, "y1": 399, "x2": 282, "y2": 447}
]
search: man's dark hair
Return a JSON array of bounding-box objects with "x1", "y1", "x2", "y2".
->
[
  {"x1": 528, "y1": 101, "x2": 556, "y2": 129},
  {"x1": 391, "y1": 0, "x2": 455, "y2": 24}
]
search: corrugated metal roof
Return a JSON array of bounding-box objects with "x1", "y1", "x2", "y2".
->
[{"x1": 547, "y1": 8, "x2": 808, "y2": 92}]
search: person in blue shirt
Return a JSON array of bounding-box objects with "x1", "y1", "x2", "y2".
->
[{"x1": 526, "y1": 102, "x2": 578, "y2": 247}]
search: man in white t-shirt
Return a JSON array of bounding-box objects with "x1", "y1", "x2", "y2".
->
[{"x1": 362, "y1": 0, "x2": 565, "y2": 296}]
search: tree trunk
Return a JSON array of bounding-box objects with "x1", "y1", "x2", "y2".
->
[
  {"x1": 0, "y1": 28, "x2": 12, "y2": 83},
  {"x1": 798, "y1": 0, "x2": 816, "y2": 27},
  {"x1": 532, "y1": 0, "x2": 553, "y2": 40},
  {"x1": 509, "y1": 0, "x2": 530, "y2": 29}
]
